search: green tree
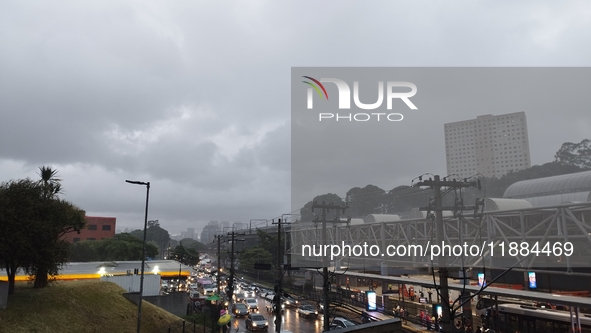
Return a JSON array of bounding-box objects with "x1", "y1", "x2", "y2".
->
[
  {"x1": 300, "y1": 193, "x2": 345, "y2": 222},
  {"x1": 346, "y1": 185, "x2": 386, "y2": 217},
  {"x1": 68, "y1": 241, "x2": 99, "y2": 262},
  {"x1": 69, "y1": 233, "x2": 158, "y2": 262},
  {"x1": 239, "y1": 247, "x2": 273, "y2": 270},
  {"x1": 178, "y1": 238, "x2": 208, "y2": 251},
  {"x1": 0, "y1": 172, "x2": 85, "y2": 292},
  {"x1": 33, "y1": 173, "x2": 86, "y2": 287},
  {"x1": 172, "y1": 241, "x2": 199, "y2": 266},
  {"x1": 555, "y1": 139, "x2": 591, "y2": 169},
  {"x1": 0, "y1": 179, "x2": 43, "y2": 294},
  {"x1": 38, "y1": 166, "x2": 62, "y2": 199},
  {"x1": 130, "y1": 222, "x2": 170, "y2": 259},
  {"x1": 31, "y1": 167, "x2": 86, "y2": 288},
  {"x1": 385, "y1": 185, "x2": 434, "y2": 214}
]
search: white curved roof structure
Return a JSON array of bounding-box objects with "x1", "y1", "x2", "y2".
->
[
  {"x1": 364, "y1": 214, "x2": 401, "y2": 223},
  {"x1": 503, "y1": 170, "x2": 591, "y2": 207},
  {"x1": 483, "y1": 198, "x2": 533, "y2": 212}
]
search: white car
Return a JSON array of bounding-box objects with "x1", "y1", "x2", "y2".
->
[
  {"x1": 234, "y1": 292, "x2": 246, "y2": 302},
  {"x1": 297, "y1": 304, "x2": 318, "y2": 318},
  {"x1": 331, "y1": 317, "x2": 356, "y2": 328},
  {"x1": 243, "y1": 288, "x2": 256, "y2": 298},
  {"x1": 245, "y1": 298, "x2": 259, "y2": 312},
  {"x1": 264, "y1": 293, "x2": 275, "y2": 302}
]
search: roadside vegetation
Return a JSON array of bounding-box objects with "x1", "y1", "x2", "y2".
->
[
  {"x1": 0, "y1": 166, "x2": 85, "y2": 294},
  {"x1": 0, "y1": 280, "x2": 186, "y2": 333},
  {"x1": 299, "y1": 139, "x2": 591, "y2": 220}
]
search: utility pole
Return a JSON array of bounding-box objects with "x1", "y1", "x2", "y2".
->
[
  {"x1": 217, "y1": 235, "x2": 222, "y2": 296},
  {"x1": 312, "y1": 201, "x2": 349, "y2": 333},
  {"x1": 273, "y1": 218, "x2": 283, "y2": 333},
  {"x1": 415, "y1": 175, "x2": 480, "y2": 333},
  {"x1": 226, "y1": 231, "x2": 244, "y2": 311}
]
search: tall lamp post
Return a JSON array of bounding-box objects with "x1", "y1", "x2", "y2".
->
[{"x1": 126, "y1": 180, "x2": 150, "y2": 333}]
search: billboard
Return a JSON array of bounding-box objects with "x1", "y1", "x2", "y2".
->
[
  {"x1": 477, "y1": 273, "x2": 486, "y2": 287},
  {"x1": 367, "y1": 291, "x2": 377, "y2": 311},
  {"x1": 528, "y1": 272, "x2": 537, "y2": 289}
]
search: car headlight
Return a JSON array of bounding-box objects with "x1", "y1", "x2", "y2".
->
[
  {"x1": 315, "y1": 311, "x2": 318, "y2": 314},
  {"x1": 252, "y1": 323, "x2": 257, "y2": 326}
]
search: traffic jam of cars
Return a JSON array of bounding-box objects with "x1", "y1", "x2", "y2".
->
[{"x1": 166, "y1": 257, "x2": 363, "y2": 332}]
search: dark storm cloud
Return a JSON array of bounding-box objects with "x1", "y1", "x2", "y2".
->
[{"x1": 1, "y1": 1, "x2": 590, "y2": 233}]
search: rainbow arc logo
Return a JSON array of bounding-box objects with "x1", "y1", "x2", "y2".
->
[{"x1": 302, "y1": 76, "x2": 328, "y2": 100}]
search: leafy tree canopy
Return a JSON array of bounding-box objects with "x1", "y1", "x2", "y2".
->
[
  {"x1": 171, "y1": 241, "x2": 199, "y2": 266},
  {"x1": 68, "y1": 233, "x2": 158, "y2": 262},
  {"x1": 346, "y1": 184, "x2": 387, "y2": 218},
  {"x1": 0, "y1": 167, "x2": 85, "y2": 293},
  {"x1": 239, "y1": 247, "x2": 273, "y2": 271},
  {"x1": 299, "y1": 193, "x2": 345, "y2": 222},
  {"x1": 178, "y1": 238, "x2": 208, "y2": 251},
  {"x1": 296, "y1": 140, "x2": 591, "y2": 223},
  {"x1": 554, "y1": 139, "x2": 591, "y2": 169}
]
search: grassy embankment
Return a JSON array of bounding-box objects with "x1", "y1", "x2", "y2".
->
[{"x1": 0, "y1": 280, "x2": 186, "y2": 333}]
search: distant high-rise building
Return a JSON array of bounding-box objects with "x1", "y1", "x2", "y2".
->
[
  {"x1": 200, "y1": 221, "x2": 221, "y2": 244},
  {"x1": 444, "y1": 112, "x2": 531, "y2": 179},
  {"x1": 181, "y1": 228, "x2": 195, "y2": 240}
]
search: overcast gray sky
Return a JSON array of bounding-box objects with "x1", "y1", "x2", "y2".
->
[{"x1": 1, "y1": 1, "x2": 591, "y2": 236}]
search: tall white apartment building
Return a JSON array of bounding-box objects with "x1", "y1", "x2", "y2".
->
[{"x1": 444, "y1": 112, "x2": 531, "y2": 179}]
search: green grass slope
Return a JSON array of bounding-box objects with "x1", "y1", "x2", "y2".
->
[{"x1": 0, "y1": 280, "x2": 185, "y2": 333}]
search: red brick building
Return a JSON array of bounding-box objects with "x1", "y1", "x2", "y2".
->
[{"x1": 62, "y1": 216, "x2": 116, "y2": 243}]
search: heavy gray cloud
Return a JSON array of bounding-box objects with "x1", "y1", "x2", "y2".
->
[{"x1": 1, "y1": 1, "x2": 590, "y2": 235}]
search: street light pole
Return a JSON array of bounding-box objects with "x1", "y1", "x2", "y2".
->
[
  {"x1": 178, "y1": 240, "x2": 183, "y2": 292},
  {"x1": 125, "y1": 180, "x2": 150, "y2": 333}
]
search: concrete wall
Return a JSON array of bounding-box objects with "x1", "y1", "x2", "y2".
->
[
  {"x1": 0, "y1": 281, "x2": 8, "y2": 309},
  {"x1": 144, "y1": 293, "x2": 190, "y2": 317},
  {"x1": 101, "y1": 274, "x2": 161, "y2": 296},
  {"x1": 124, "y1": 292, "x2": 189, "y2": 318},
  {"x1": 322, "y1": 318, "x2": 402, "y2": 333}
]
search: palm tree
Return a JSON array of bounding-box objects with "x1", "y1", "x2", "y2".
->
[{"x1": 37, "y1": 166, "x2": 62, "y2": 199}]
